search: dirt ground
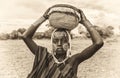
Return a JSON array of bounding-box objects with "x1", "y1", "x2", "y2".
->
[{"x1": 0, "y1": 36, "x2": 120, "y2": 78}]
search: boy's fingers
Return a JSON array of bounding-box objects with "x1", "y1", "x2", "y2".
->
[{"x1": 43, "y1": 7, "x2": 51, "y2": 19}]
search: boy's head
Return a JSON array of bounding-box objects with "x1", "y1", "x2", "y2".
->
[{"x1": 51, "y1": 28, "x2": 71, "y2": 61}]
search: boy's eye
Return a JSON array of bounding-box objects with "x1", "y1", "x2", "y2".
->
[
  {"x1": 62, "y1": 38, "x2": 68, "y2": 43},
  {"x1": 53, "y1": 39, "x2": 58, "y2": 43}
]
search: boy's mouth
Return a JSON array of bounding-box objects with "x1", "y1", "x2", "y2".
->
[{"x1": 56, "y1": 48, "x2": 62, "y2": 52}]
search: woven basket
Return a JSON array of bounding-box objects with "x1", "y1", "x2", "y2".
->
[
  {"x1": 49, "y1": 12, "x2": 79, "y2": 30},
  {"x1": 49, "y1": 5, "x2": 80, "y2": 30}
]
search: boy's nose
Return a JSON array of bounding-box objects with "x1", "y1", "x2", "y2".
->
[{"x1": 57, "y1": 40, "x2": 62, "y2": 46}]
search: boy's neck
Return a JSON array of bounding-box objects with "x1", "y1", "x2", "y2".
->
[{"x1": 55, "y1": 54, "x2": 66, "y2": 62}]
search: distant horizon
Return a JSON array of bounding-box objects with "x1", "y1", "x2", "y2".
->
[
  {"x1": 0, "y1": 17, "x2": 120, "y2": 35},
  {"x1": 0, "y1": 19, "x2": 49, "y2": 33}
]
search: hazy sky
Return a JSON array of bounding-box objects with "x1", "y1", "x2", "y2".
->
[{"x1": 0, "y1": 0, "x2": 120, "y2": 19}]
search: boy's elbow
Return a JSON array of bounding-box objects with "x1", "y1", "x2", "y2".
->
[
  {"x1": 95, "y1": 40, "x2": 104, "y2": 48},
  {"x1": 20, "y1": 34, "x2": 25, "y2": 40},
  {"x1": 21, "y1": 34, "x2": 28, "y2": 40}
]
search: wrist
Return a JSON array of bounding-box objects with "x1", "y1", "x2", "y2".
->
[
  {"x1": 82, "y1": 19, "x2": 90, "y2": 24},
  {"x1": 43, "y1": 15, "x2": 49, "y2": 19},
  {"x1": 80, "y1": 20, "x2": 87, "y2": 25}
]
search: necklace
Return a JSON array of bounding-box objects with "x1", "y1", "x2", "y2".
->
[
  {"x1": 52, "y1": 54, "x2": 69, "y2": 64},
  {"x1": 51, "y1": 49, "x2": 71, "y2": 64}
]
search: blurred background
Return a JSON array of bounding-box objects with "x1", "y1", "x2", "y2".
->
[
  {"x1": 0, "y1": 0, "x2": 120, "y2": 78},
  {"x1": 0, "y1": 0, "x2": 120, "y2": 35}
]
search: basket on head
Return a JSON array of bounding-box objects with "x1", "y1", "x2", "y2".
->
[{"x1": 48, "y1": 4, "x2": 81, "y2": 30}]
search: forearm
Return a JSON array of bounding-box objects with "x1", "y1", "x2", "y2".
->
[
  {"x1": 23, "y1": 16, "x2": 46, "y2": 38},
  {"x1": 75, "y1": 20, "x2": 104, "y2": 63},
  {"x1": 82, "y1": 20, "x2": 103, "y2": 44}
]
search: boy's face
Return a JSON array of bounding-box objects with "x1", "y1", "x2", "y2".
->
[{"x1": 52, "y1": 31, "x2": 70, "y2": 56}]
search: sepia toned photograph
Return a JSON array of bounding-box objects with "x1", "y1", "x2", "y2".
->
[{"x1": 0, "y1": 0, "x2": 120, "y2": 78}]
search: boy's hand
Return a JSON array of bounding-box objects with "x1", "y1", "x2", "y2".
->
[
  {"x1": 78, "y1": 9, "x2": 88, "y2": 24},
  {"x1": 43, "y1": 7, "x2": 51, "y2": 19}
]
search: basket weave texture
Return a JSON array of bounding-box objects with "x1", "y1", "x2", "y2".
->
[{"x1": 49, "y1": 12, "x2": 79, "y2": 30}]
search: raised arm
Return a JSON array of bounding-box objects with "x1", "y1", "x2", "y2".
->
[
  {"x1": 73, "y1": 10, "x2": 104, "y2": 64},
  {"x1": 21, "y1": 9, "x2": 50, "y2": 54}
]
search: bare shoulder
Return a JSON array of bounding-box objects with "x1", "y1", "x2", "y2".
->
[{"x1": 68, "y1": 54, "x2": 81, "y2": 66}]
